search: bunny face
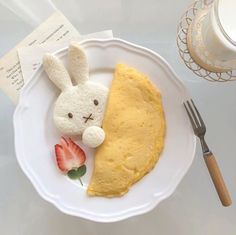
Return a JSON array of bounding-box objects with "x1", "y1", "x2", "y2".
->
[
  {"x1": 54, "y1": 82, "x2": 108, "y2": 136},
  {"x1": 43, "y1": 42, "x2": 109, "y2": 143}
]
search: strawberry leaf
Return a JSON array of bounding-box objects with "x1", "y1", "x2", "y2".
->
[
  {"x1": 67, "y1": 169, "x2": 80, "y2": 179},
  {"x1": 78, "y1": 178, "x2": 83, "y2": 186},
  {"x1": 77, "y1": 165, "x2": 87, "y2": 177}
]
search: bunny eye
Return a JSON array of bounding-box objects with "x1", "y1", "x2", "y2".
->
[
  {"x1": 68, "y1": 112, "x2": 73, "y2": 118},
  {"x1": 93, "y1": 99, "x2": 99, "y2": 106}
]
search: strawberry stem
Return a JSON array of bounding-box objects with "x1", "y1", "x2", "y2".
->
[{"x1": 79, "y1": 177, "x2": 83, "y2": 186}]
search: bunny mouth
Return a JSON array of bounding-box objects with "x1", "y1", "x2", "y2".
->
[{"x1": 83, "y1": 113, "x2": 94, "y2": 123}]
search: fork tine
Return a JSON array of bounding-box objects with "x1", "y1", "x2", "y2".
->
[
  {"x1": 186, "y1": 100, "x2": 201, "y2": 128},
  {"x1": 184, "y1": 102, "x2": 196, "y2": 130},
  {"x1": 191, "y1": 99, "x2": 206, "y2": 128}
]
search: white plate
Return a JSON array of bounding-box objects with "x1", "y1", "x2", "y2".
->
[{"x1": 14, "y1": 38, "x2": 196, "y2": 222}]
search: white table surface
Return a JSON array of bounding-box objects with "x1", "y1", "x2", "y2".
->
[{"x1": 0, "y1": 0, "x2": 235, "y2": 234}]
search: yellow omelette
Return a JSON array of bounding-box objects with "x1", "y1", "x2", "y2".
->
[{"x1": 87, "y1": 64, "x2": 166, "y2": 197}]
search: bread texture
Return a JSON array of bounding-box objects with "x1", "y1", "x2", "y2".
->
[{"x1": 43, "y1": 42, "x2": 108, "y2": 148}]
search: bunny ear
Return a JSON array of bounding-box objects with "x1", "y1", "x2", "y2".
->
[
  {"x1": 68, "y1": 42, "x2": 89, "y2": 84},
  {"x1": 43, "y1": 53, "x2": 72, "y2": 91}
]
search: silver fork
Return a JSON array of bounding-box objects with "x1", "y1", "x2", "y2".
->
[{"x1": 184, "y1": 99, "x2": 232, "y2": 207}]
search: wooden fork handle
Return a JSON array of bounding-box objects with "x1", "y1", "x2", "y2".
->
[{"x1": 204, "y1": 154, "x2": 232, "y2": 207}]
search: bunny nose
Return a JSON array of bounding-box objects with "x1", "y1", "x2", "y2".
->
[{"x1": 83, "y1": 113, "x2": 94, "y2": 123}]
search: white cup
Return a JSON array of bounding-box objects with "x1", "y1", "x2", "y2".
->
[{"x1": 187, "y1": 0, "x2": 236, "y2": 72}]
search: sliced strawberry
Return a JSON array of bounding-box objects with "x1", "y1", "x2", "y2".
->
[
  {"x1": 55, "y1": 144, "x2": 68, "y2": 172},
  {"x1": 54, "y1": 137, "x2": 86, "y2": 173}
]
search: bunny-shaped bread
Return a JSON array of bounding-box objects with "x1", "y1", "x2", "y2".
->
[{"x1": 43, "y1": 42, "x2": 108, "y2": 148}]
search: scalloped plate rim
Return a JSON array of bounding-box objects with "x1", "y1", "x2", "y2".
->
[{"x1": 13, "y1": 38, "x2": 196, "y2": 222}]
